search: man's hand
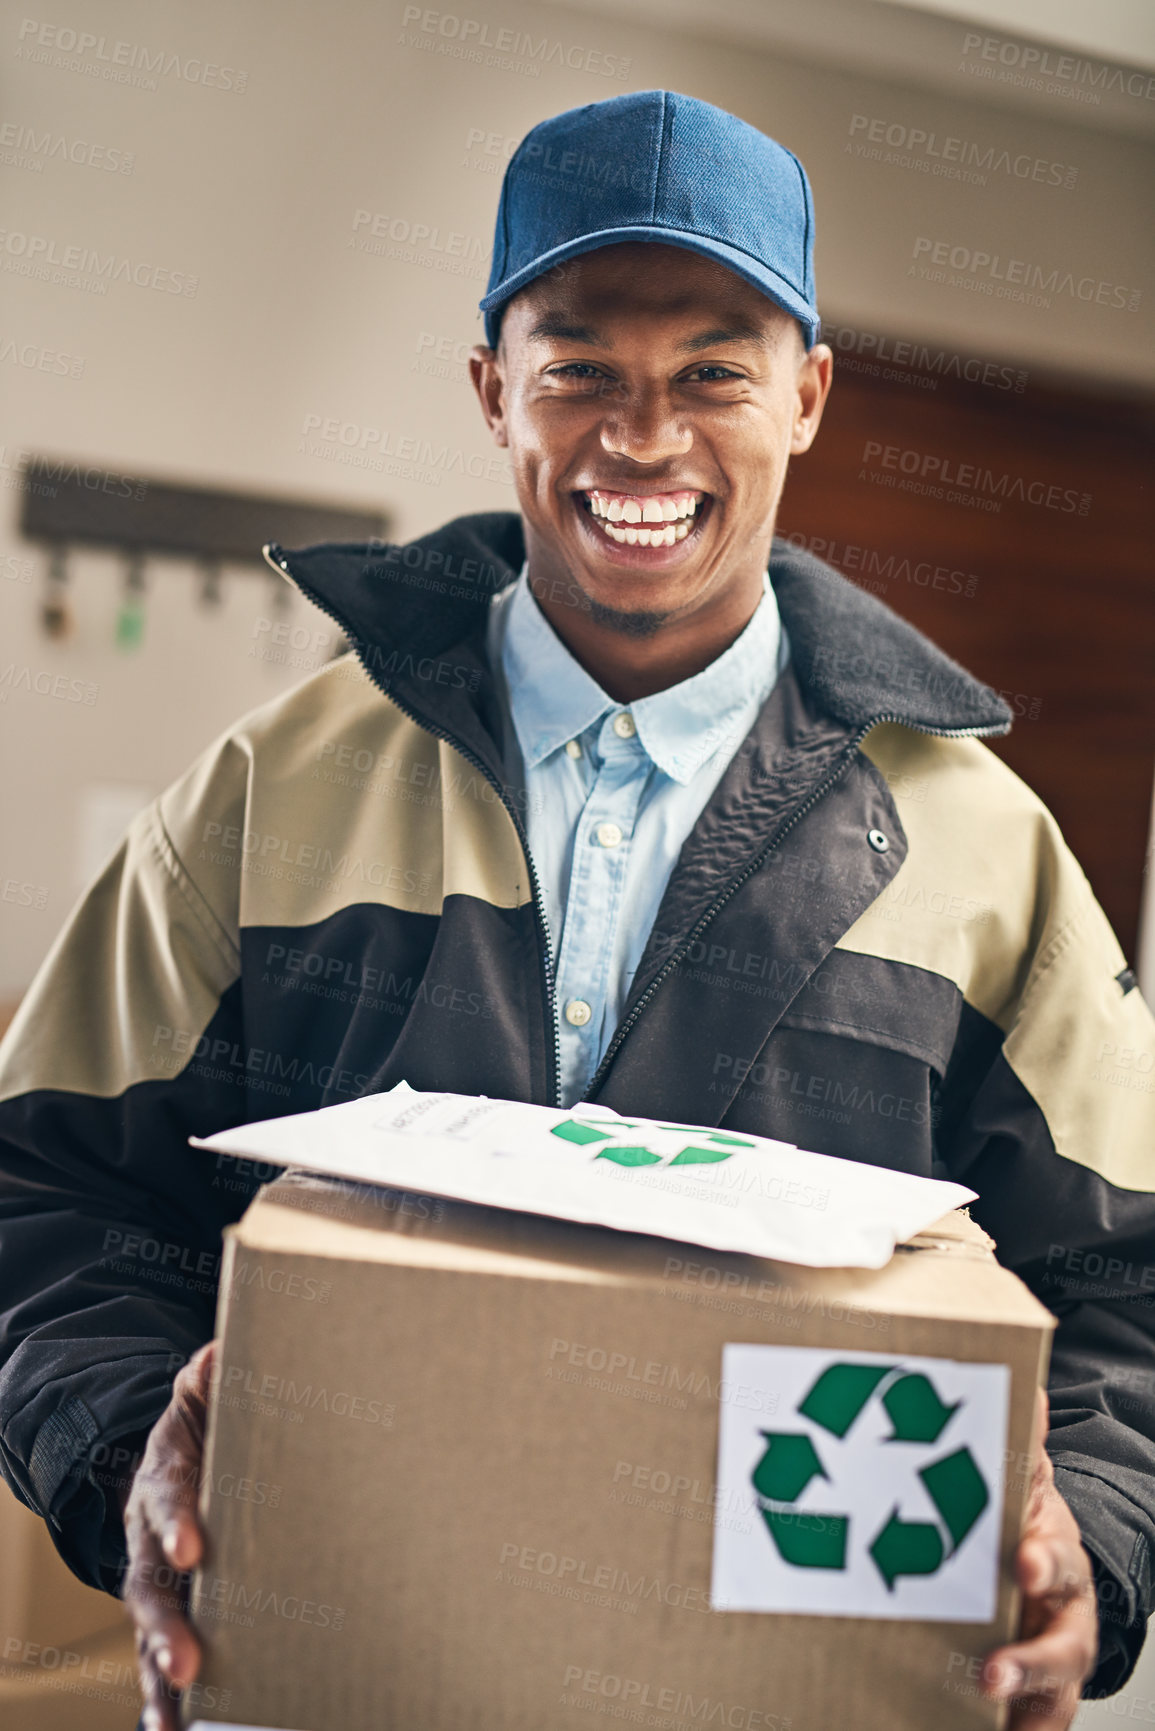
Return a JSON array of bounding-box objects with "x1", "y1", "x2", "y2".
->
[
  {"x1": 982, "y1": 1388, "x2": 1098, "y2": 1729},
  {"x1": 120, "y1": 1339, "x2": 216, "y2": 1731}
]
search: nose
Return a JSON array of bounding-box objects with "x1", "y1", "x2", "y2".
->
[{"x1": 598, "y1": 385, "x2": 692, "y2": 467}]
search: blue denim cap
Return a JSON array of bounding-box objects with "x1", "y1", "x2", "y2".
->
[{"x1": 479, "y1": 89, "x2": 819, "y2": 349}]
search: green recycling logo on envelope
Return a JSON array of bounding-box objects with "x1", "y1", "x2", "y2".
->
[
  {"x1": 711, "y1": 1345, "x2": 1010, "y2": 1621},
  {"x1": 549, "y1": 1115, "x2": 755, "y2": 1165}
]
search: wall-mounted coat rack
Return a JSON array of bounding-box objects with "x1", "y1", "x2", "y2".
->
[
  {"x1": 17, "y1": 453, "x2": 390, "y2": 647},
  {"x1": 18, "y1": 453, "x2": 389, "y2": 563}
]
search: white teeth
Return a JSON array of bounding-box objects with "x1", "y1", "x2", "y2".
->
[
  {"x1": 596, "y1": 520, "x2": 691, "y2": 547},
  {"x1": 581, "y1": 492, "x2": 702, "y2": 548},
  {"x1": 584, "y1": 490, "x2": 704, "y2": 525}
]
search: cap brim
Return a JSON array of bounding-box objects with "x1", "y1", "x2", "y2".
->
[{"x1": 480, "y1": 226, "x2": 819, "y2": 347}]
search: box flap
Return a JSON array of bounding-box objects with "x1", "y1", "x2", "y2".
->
[{"x1": 229, "y1": 1173, "x2": 1055, "y2": 1332}]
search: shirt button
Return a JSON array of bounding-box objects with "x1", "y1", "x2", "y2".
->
[
  {"x1": 565, "y1": 739, "x2": 582, "y2": 758},
  {"x1": 595, "y1": 821, "x2": 623, "y2": 849},
  {"x1": 612, "y1": 712, "x2": 636, "y2": 738},
  {"x1": 565, "y1": 999, "x2": 593, "y2": 1027}
]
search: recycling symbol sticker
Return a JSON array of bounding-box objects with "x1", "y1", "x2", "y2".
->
[
  {"x1": 711, "y1": 1345, "x2": 1010, "y2": 1622},
  {"x1": 549, "y1": 1116, "x2": 754, "y2": 1168}
]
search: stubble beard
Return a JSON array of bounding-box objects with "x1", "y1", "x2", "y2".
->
[{"x1": 583, "y1": 593, "x2": 669, "y2": 640}]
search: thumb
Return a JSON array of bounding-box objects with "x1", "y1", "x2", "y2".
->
[
  {"x1": 1035, "y1": 1383, "x2": 1050, "y2": 1440},
  {"x1": 188, "y1": 1338, "x2": 217, "y2": 1399}
]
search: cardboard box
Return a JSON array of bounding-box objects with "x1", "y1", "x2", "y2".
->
[{"x1": 185, "y1": 1171, "x2": 1054, "y2": 1731}]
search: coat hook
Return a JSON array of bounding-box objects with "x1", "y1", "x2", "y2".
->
[
  {"x1": 115, "y1": 548, "x2": 147, "y2": 650},
  {"x1": 40, "y1": 544, "x2": 72, "y2": 640},
  {"x1": 198, "y1": 554, "x2": 223, "y2": 608}
]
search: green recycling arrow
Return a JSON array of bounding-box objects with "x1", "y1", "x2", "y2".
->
[
  {"x1": 759, "y1": 1507, "x2": 849, "y2": 1569},
  {"x1": 869, "y1": 1507, "x2": 945, "y2": 1588},
  {"x1": 869, "y1": 1446, "x2": 989, "y2": 1590},
  {"x1": 668, "y1": 1142, "x2": 738, "y2": 1165},
  {"x1": 921, "y1": 1447, "x2": 989, "y2": 1549},
  {"x1": 594, "y1": 1144, "x2": 663, "y2": 1166},
  {"x1": 550, "y1": 1119, "x2": 614, "y2": 1146},
  {"x1": 752, "y1": 1432, "x2": 827, "y2": 1502},
  {"x1": 750, "y1": 1432, "x2": 848, "y2": 1569},
  {"x1": 882, "y1": 1373, "x2": 959, "y2": 1443},
  {"x1": 799, "y1": 1363, "x2": 893, "y2": 1437}
]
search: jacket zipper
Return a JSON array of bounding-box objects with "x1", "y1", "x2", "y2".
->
[
  {"x1": 263, "y1": 544, "x2": 1007, "y2": 1113},
  {"x1": 579, "y1": 708, "x2": 1008, "y2": 1101},
  {"x1": 261, "y1": 543, "x2": 564, "y2": 1106}
]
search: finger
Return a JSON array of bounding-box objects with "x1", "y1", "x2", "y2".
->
[
  {"x1": 1006, "y1": 1679, "x2": 1082, "y2": 1731},
  {"x1": 123, "y1": 1340, "x2": 218, "y2": 1714},
  {"x1": 129, "y1": 1449, "x2": 205, "y2": 1569},
  {"x1": 122, "y1": 1519, "x2": 203, "y2": 1692},
  {"x1": 128, "y1": 1349, "x2": 217, "y2": 1544},
  {"x1": 984, "y1": 1592, "x2": 1098, "y2": 1703},
  {"x1": 168, "y1": 1343, "x2": 215, "y2": 1456},
  {"x1": 1024, "y1": 1429, "x2": 1056, "y2": 1529},
  {"x1": 136, "y1": 1622, "x2": 188, "y2": 1731},
  {"x1": 1017, "y1": 1532, "x2": 1092, "y2": 1602},
  {"x1": 1034, "y1": 1384, "x2": 1050, "y2": 1440},
  {"x1": 187, "y1": 1337, "x2": 217, "y2": 1397},
  {"x1": 161, "y1": 1503, "x2": 204, "y2": 1573}
]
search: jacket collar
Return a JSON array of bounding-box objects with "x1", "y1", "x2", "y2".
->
[{"x1": 265, "y1": 509, "x2": 1012, "y2": 751}]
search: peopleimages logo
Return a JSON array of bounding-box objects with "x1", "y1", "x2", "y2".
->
[
  {"x1": 859, "y1": 439, "x2": 1091, "y2": 517},
  {"x1": 959, "y1": 31, "x2": 1155, "y2": 106},
  {"x1": 14, "y1": 19, "x2": 248, "y2": 92},
  {"x1": 910, "y1": 238, "x2": 1140, "y2": 313},
  {"x1": 847, "y1": 115, "x2": 1077, "y2": 189},
  {"x1": 0, "y1": 120, "x2": 135, "y2": 173},
  {"x1": 397, "y1": 7, "x2": 631, "y2": 79},
  {"x1": 0, "y1": 229, "x2": 197, "y2": 295},
  {"x1": 823, "y1": 323, "x2": 1026, "y2": 394}
]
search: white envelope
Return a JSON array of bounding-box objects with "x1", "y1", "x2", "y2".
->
[{"x1": 190, "y1": 1081, "x2": 975, "y2": 1270}]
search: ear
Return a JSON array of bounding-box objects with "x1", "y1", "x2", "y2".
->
[
  {"x1": 791, "y1": 343, "x2": 834, "y2": 455},
  {"x1": 469, "y1": 345, "x2": 508, "y2": 448}
]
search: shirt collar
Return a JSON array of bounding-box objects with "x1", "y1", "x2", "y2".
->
[
  {"x1": 493, "y1": 563, "x2": 785, "y2": 785},
  {"x1": 494, "y1": 564, "x2": 611, "y2": 769}
]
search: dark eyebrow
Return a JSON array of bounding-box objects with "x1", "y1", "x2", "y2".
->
[
  {"x1": 526, "y1": 317, "x2": 605, "y2": 344},
  {"x1": 678, "y1": 323, "x2": 770, "y2": 353},
  {"x1": 525, "y1": 316, "x2": 770, "y2": 352}
]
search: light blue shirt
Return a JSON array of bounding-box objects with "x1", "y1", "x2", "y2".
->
[{"x1": 486, "y1": 564, "x2": 789, "y2": 1108}]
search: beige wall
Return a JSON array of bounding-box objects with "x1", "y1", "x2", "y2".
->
[{"x1": 2, "y1": 0, "x2": 1152, "y2": 994}]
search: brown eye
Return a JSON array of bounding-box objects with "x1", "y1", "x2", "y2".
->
[{"x1": 546, "y1": 365, "x2": 623, "y2": 399}]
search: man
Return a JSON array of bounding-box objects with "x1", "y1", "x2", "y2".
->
[{"x1": 0, "y1": 90, "x2": 1152, "y2": 1731}]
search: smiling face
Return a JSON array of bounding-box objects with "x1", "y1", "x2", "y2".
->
[{"x1": 470, "y1": 241, "x2": 832, "y2": 697}]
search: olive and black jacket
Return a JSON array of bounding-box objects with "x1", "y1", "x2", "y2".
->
[{"x1": 1, "y1": 512, "x2": 1153, "y2": 1692}]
